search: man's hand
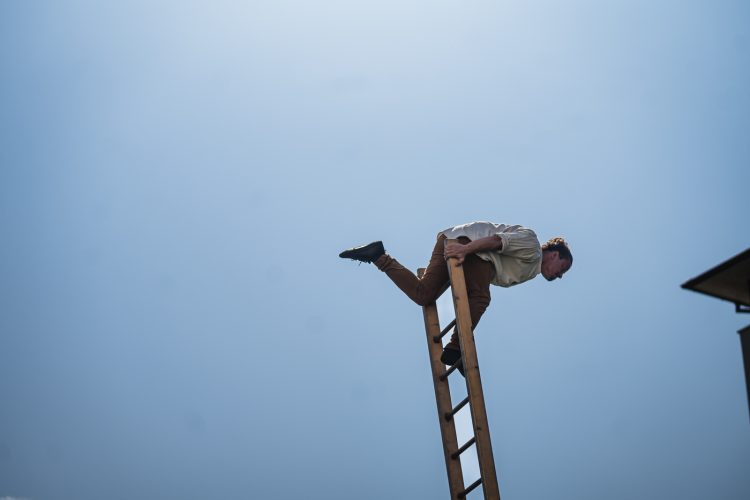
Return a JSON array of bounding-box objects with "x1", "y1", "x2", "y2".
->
[
  {"x1": 444, "y1": 235, "x2": 503, "y2": 266},
  {"x1": 444, "y1": 242, "x2": 470, "y2": 265}
]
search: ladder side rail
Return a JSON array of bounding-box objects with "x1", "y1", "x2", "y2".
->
[
  {"x1": 418, "y1": 268, "x2": 465, "y2": 499},
  {"x1": 445, "y1": 241, "x2": 502, "y2": 500}
]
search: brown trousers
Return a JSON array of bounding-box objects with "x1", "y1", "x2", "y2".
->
[{"x1": 374, "y1": 234, "x2": 494, "y2": 351}]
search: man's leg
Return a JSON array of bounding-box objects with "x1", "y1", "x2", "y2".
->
[
  {"x1": 373, "y1": 234, "x2": 449, "y2": 306},
  {"x1": 443, "y1": 253, "x2": 494, "y2": 352}
]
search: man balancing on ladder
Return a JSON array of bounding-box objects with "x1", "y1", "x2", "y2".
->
[{"x1": 339, "y1": 221, "x2": 573, "y2": 376}]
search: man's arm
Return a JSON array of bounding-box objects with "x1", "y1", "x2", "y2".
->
[{"x1": 444, "y1": 235, "x2": 503, "y2": 265}]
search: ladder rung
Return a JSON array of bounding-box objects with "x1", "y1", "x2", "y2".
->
[
  {"x1": 458, "y1": 477, "x2": 483, "y2": 498},
  {"x1": 432, "y1": 319, "x2": 457, "y2": 343},
  {"x1": 445, "y1": 396, "x2": 470, "y2": 421},
  {"x1": 439, "y1": 359, "x2": 461, "y2": 381},
  {"x1": 451, "y1": 436, "x2": 476, "y2": 460}
]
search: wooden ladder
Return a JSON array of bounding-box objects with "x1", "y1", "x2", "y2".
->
[{"x1": 418, "y1": 239, "x2": 501, "y2": 500}]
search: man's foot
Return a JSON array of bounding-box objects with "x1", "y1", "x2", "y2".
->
[
  {"x1": 440, "y1": 347, "x2": 465, "y2": 377},
  {"x1": 338, "y1": 241, "x2": 385, "y2": 263}
]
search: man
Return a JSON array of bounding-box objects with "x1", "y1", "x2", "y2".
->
[{"x1": 339, "y1": 221, "x2": 573, "y2": 376}]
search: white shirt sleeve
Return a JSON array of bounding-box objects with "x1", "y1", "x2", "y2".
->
[{"x1": 494, "y1": 227, "x2": 542, "y2": 262}]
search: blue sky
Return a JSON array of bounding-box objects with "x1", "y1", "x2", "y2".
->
[{"x1": 1, "y1": 1, "x2": 749, "y2": 499}]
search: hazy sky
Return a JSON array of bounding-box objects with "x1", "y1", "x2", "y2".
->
[{"x1": 1, "y1": 1, "x2": 749, "y2": 499}]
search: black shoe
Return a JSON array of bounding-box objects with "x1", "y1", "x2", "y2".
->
[
  {"x1": 339, "y1": 241, "x2": 385, "y2": 263},
  {"x1": 440, "y1": 347, "x2": 465, "y2": 377}
]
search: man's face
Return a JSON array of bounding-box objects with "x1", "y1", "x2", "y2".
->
[{"x1": 541, "y1": 251, "x2": 571, "y2": 281}]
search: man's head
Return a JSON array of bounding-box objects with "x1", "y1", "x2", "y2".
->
[{"x1": 541, "y1": 237, "x2": 573, "y2": 281}]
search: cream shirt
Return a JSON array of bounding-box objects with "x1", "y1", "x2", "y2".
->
[{"x1": 440, "y1": 221, "x2": 542, "y2": 287}]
